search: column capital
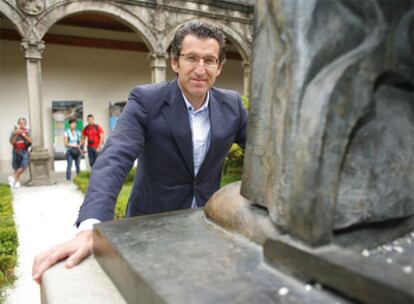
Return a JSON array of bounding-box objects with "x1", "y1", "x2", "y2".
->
[
  {"x1": 241, "y1": 60, "x2": 250, "y2": 70},
  {"x1": 241, "y1": 60, "x2": 251, "y2": 97},
  {"x1": 21, "y1": 39, "x2": 45, "y2": 60},
  {"x1": 149, "y1": 52, "x2": 169, "y2": 68},
  {"x1": 242, "y1": 60, "x2": 250, "y2": 67}
]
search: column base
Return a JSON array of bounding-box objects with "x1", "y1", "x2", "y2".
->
[{"x1": 27, "y1": 148, "x2": 55, "y2": 186}]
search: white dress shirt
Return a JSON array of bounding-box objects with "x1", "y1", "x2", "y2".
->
[
  {"x1": 78, "y1": 91, "x2": 211, "y2": 231},
  {"x1": 182, "y1": 92, "x2": 211, "y2": 208}
]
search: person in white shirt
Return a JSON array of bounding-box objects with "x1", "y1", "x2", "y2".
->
[{"x1": 64, "y1": 119, "x2": 83, "y2": 182}]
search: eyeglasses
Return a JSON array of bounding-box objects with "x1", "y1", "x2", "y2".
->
[{"x1": 179, "y1": 53, "x2": 219, "y2": 68}]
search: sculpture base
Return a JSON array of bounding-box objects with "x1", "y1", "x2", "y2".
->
[
  {"x1": 27, "y1": 148, "x2": 54, "y2": 186},
  {"x1": 264, "y1": 235, "x2": 414, "y2": 304},
  {"x1": 93, "y1": 209, "x2": 347, "y2": 304}
]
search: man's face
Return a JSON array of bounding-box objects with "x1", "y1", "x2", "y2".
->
[
  {"x1": 88, "y1": 116, "x2": 94, "y2": 125},
  {"x1": 18, "y1": 119, "x2": 26, "y2": 129},
  {"x1": 171, "y1": 35, "x2": 223, "y2": 104}
]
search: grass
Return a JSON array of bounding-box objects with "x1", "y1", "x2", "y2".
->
[
  {"x1": 73, "y1": 164, "x2": 242, "y2": 219},
  {"x1": 0, "y1": 184, "x2": 18, "y2": 301}
]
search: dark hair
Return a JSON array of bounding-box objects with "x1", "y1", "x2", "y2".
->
[
  {"x1": 69, "y1": 118, "x2": 76, "y2": 124},
  {"x1": 170, "y1": 21, "x2": 226, "y2": 64},
  {"x1": 87, "y1": 114, "x2": 94, "y2": 119}
]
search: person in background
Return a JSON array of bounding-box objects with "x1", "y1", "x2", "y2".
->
[
  {"x1": 64, "y1": 119, "x2": 83, "y2": 182},
  {"x1": 82, "y1": 114, "x2": 104, "y2": 168},
  {"x1": 8, "y1": 117, "x2": 32, "y2": 188}
]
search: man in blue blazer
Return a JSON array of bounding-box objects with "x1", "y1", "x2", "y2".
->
[
  {"x1": 77, "y1": 79, "x2": 246, "y2": 221},
  {"x1": 33, "y1": 21, "x2": 247, "y2": 282}
]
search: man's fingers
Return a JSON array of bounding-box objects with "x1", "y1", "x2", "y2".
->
[
  {"x1": 65, "y1": 241, "x2": 93, "y2": 269},
  {"x1": 32, "y1": 244, "x2": 75, "y2": 283},
  {"x1": 32, "y1": 231, "x2": 94, "y2": 284},
  {"x1": 65, "y1": 231, "x2": 94, "y2": 268}
]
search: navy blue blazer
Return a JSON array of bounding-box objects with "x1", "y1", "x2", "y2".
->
[{"x1": 76, "y1": 79, "x2": 247, "y2": 225}]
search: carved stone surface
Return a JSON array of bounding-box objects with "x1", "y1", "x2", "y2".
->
[
  {"x1": 93, "y1": 210, "x2": 349, "y2": 304},
  {"x1": 27, "y1": 148, "x2": 53, "y2": 186},
  {"x1": 335, "y1": 86, "x2": 414, "y2": 229},
  {"x1": 204, "y1": 182, "x2": 280, "y2": 244},
  {"x1": 17, "y1": 0, "x2": 45, "y2": 15},
  {"x1": 21, "y1": 39, "x2": 45, "y2": 60},
  {"x1": 264, "y1": 236, "x2": 414, "y2": 304},
  {"x1": 241, "y1": 0, "x2": 414, "y2": 245}
]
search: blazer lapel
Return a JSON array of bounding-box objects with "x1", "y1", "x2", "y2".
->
[
  {"x1": 162, "y1": 81, "x2": 194, "y2": 177},
  {"x1": 197, "y1": 90, "x2": 225, "y2": 177}
]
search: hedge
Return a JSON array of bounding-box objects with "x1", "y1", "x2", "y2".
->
[{"x1": 0, "y1": 184, "x2": 18, "y2": 299}]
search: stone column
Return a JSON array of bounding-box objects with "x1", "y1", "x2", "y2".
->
[
  {"x1": 242, "y1": 60, "x2": 251, "y2": 97},
  {"x1": 21, "y1": 39, "x2": 53, "y2": 186},
  {"x1": 149, "y1": 52, "x2": 168, "y2": 83}
]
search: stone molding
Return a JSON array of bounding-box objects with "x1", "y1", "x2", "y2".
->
[
  {"x1": 149, "y1": 52, "x2": 169, "y2": 68},
  {"x1": 16, "y1": 0, "x2": 45, "y2": 16},
  {"x1": 241, "y1": 60, "x2": 251, "y2": 96},
  {"x1": 0, "y1": 0, "x2": 30, "y2": 36},
  {"x1": 1, "y1": 0, "x2": 252, "y2": 59},
  {"x1": 20, "y1": 38, "x2": 44, "y2": 60},
  {"x1": 149, "y1": 51, "x2": 169, "y2": 82}
]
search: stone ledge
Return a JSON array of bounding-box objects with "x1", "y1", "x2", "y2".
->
[{"x1": 40, "y1": 255, "x2": 126, "y2": 304}]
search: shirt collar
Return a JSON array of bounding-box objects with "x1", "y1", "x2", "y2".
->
[{"x1": 181, "y1": 91, "x2": 210, "y2": 113}]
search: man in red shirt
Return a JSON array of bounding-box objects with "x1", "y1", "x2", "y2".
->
[
  {"x1": 9, "y1": 117, "x2": 32, "y2": 188},
  {"x1": 82, "y1": 114, "x2": 104, "y2": 167}
]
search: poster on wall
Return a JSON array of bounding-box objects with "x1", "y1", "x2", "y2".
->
[
  {"x1": 109, "y1": 101, "x2": 127, "y2": 132},
  {"x1": 52, "y1": 100, "x2": 83, "y2": 160}
]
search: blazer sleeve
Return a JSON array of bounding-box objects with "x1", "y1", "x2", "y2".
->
[
  {"x1": 75, "y1": 87, "x2": 148, "y2": 225},
  {"x1": 234, "y1": 93, "x2": 248, "y2": 149}
]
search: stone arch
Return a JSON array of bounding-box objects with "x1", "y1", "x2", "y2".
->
[
  {"x1": 0, "y1": 1, "x2": 30, "y2": 37},
  {"x1": 33, "y1": 1, "x2": 157, "y2": 52},
  {"x1": 161, "y1": 18, "x2": 251, "y2": 62}
]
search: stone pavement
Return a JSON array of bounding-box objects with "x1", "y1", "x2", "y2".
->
[{"x1": 4, "y1": 178, "x2": 84, "y2": 304}]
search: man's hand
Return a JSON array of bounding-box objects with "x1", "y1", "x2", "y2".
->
[{"x1": 32, "y1": 230, "x2": 93, "y2": 284}]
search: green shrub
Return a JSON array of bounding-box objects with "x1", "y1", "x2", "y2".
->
[
  {"x1": 115, "y1": 185, "x2": 132, "y2": 219},
  {"x1": 0, "y1": 184, "x2": 18, "y2": 296},
  {"x1": 125, "y1": 168, "x2": 137, "y2": 185},
  {"x1": 221, "y1": 95, "x2": 248, "y2": 181},
  {"x1": 221, "y1": 166, "x2": 242, "y2": 187},
  {"x1": 74, "y1": 169, "x2": 136, "y2": 219},
  {"x1": 0, "y1": 256, "x2": 17, "y2": 273}
]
